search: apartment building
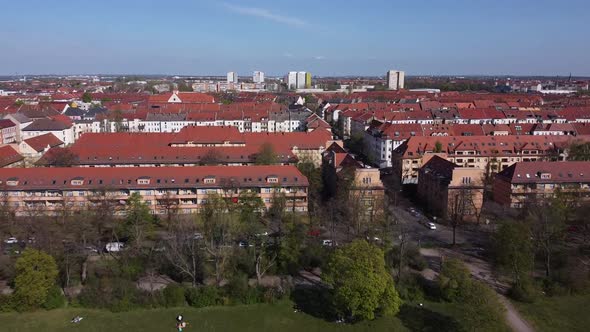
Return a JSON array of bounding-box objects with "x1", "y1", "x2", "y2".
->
[
  {"x1": 417, "y1": 156, "x2": 484, "y2": 221},
  {"x1": 0, "y1": 166, "x2": 309, "y2": 216},
  {"x1": 392, "y1": 135, "x2": 589, "y2": 184},
  {"x1": 493, "y1": 161, "x2": 590, "y2": 208}
]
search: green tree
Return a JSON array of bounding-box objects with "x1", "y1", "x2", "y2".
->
[
  {"x1": 324, "y1": 240, "x2": 401, "y2": 321},
  {"x1": 14, "y1": 249, "x2": 59, "y2": 309},
  {"x1": 255, "y1": 142, "x2": 279, "y2": 165},
  {"x1": 567, "y1": 142, "x2": 590, "y2": 161},
  {"x1": 82, "y1": 92, "x2": 92, "y2": 103},
  {"x1": 492, "y1": 221, "x2": 534, "y2": 286},
  {"x1": 434, "y1": 140, "x2": 443, "y2": 153},
  {"x1": 124, "y1": 192, "x2": 153, "y2": 248},
  {"x1": 437, "y1": 258, "x2": 472, "y2": 302},
  {"x1": 40, "y1": 147, "x2": 79, "y2": 167}
]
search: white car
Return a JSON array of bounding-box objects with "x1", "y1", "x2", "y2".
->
[
  {"x1": 426, "y1": 222, "x2": 437, "y2": 230},
  {"x1": 105, "y1": 242, "x2": 125, "y2": 252},
  {"x1": 3, "y1": 237, "x2": 18, "y2": 244},
  {"x1": 322, "y1": 239, "x2": 334, "y2": 246}
]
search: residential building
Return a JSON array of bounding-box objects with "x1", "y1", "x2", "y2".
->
[
  {"x1": 19, "y1": 133, "x2": 64, "y2": 161},
  {"x1": 392, "y1": 135, "x2": 589, "y2": 184},
  {"x1": 418, "y1": 156, "x2": 484, "y2": 222},
  {"x1": 493, "y1": 161, "x2": 590, "y2": 208},
  {"x1": 21, "y1": 116, "x2": 75, "y2": 145},
  {"x1": 387, "y1": 70, "x2": 405, "y2": 90},
  {"x1": 0, "y1": 166, "x2": 309, "y2": 216},
  {"x1": 0, "y1": 119, "x2": 17, "y2": 144}
]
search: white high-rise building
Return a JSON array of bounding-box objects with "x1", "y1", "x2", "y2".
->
[
  {"x1": 286, "y1": 71, "x2": 298, "y2": 90},
  {"x1": 227, "y1": 72, "x2": 238, "y2": 84},
  {"x1": 296, "y1": 72, "x2": 307, "y2": 89},
  {"x1": 253, "y1": 71, "x2": 265, "y2": 83},
  {"x1": 387, "y1": 70, "x2": 405, "y2": 90}
]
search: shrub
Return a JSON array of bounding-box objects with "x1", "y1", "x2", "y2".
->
[
  {"x1": 0, "y1": 294, "x2": 14, "y2": 312},
  {"x1": 396, "y1": 275, "x2": 425, "y2": 302},
  {"x1": 224, "y1": 274, "x2": 261, "y2": 304},
  {"x1": 437, "y1": 259, "x2": 472, "y2": 302},
  {"x1": 78, "y1": 277, "x2": 140, "y2": 312},
  {"x1": 185, "y1": 286, "x2": 220, "y2": 308},
  {"x1": 509, "y1": 280, "x2": 539, "y2": 303},
  {"x1": 42, "y1": 286, "x2": 66, "y2": 310},
  {"x1": 163, "y1": 284, "x2": 185, "y2": 307}
]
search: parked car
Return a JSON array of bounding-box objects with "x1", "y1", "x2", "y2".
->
[
  {"x1": 238, "y1": 241, "x2": 253, "y2": 248},
  {"x1": 192, "y1": 232, "x2": 204, "y2": 240},
  {"x1": 105, "y1": 242, "x2": 125, "y2": 253},
  {"x1": 3, "y1": 237, "x2": 18, "y2": 244},
  {"x1": 322, "y1": 239, "x2": 334, "y2": 247},
  {"x1": 426, "y1": 222, "x2": 437, "y2": 230}
]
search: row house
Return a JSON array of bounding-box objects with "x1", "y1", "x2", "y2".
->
[
  {"x1": 392, "y1": 135, "x2": 590, "y2": 184},
  {"x1": 0, "y1": 166, "x2": 309, "y2": 216},
  {"x1": 493, "y1": 161, "x2": 590, "y2": 208}
]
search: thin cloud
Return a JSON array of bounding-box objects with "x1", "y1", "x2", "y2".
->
[
  {"x1": 283, "y1": 52, "x2": 294, "y2": 57},
  {"x1": 223, "y1": 3, "x2": 308, "y2": 27},
  {"x1": 314, "y1": 55, "x2": 326, "y2": 60}
]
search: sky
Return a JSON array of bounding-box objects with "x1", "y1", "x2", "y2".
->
[{"x1": 0, "y1": 0, "x2": 589, "y2": 76}]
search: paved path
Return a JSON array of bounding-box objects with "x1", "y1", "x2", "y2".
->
[{"x1": 420, "y1": 248, "x2": 535, "y2": 332}]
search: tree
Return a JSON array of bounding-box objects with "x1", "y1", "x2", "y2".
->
[
  {"x1": 492, "y1": 221, "x2": 534, "y2": 286},
  {"x1": 124, "y1": 192, "x2": 153, "y2": 249},
  {"x1": 14, "y1": 249, "x2": 58, "y2": 309},
  {"x1": 40, "y1": 147, "x2": 79, "y2": 167},
  {"x1": 82, "y1": 92, "x2": 92, "y2": 103},
  {"x1": 567, "y1": 141, "x2": 590, "y2": 161},
  {"x1": 437, "y1": 258, "x2": 472, "y2": 302},
  {"x1": 434, "y1": 140, "x2": 443, "y2": 153},
  {"x1": 525, "y1": 202, "x2": 566, "y2": 278},
  {"x1": 447, "y1": 187, "x2": 477, "y2": 245},
  {"x1": 200, "y1": 149, "x2": 222, "y2": 166},
  {"x1": 323, "y1": 240, "x2": 401, "y2": 321},
  {"x1": 200, "y1": 194, "x2": 238, "y2": 285},
  {"x1": 255, "y1": 142, "x2": 279, "y2": 165},
  {"x1": 164, "y1": 219, "x2": 204, "y2": 286}
]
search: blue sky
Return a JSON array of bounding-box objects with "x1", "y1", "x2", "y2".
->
[{"x1": 0, "y1": 0, "x2": 588, "y2": 76}]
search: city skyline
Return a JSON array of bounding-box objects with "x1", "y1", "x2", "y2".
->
[{"x1": 0, "y1": 0, "x2": 589, "y2": 76}]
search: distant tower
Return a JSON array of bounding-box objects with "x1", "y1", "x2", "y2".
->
[
  {"x1": 386, "y1": 70, "x2": 405, "y2": 90},
  {"x1": 227, "y1": 72, "x2": 238, "y2": 84},
  {"x1": 253, "y1": 71, "x2": 265, "y2": 83}
]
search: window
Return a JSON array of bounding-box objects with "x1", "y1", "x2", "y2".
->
[
  {"x1": 461, "y1": 177, "x2": 472, "y2": 185},
  {"x1": 362, "y1": 177, "x2": 372, "y2": 184},
  {"x1": 267, "y1": 177, "x2": 278, "y2": 183},
  {"x1": 204, "y1": 177, "x2": 215, "y2": 184},
  {"x1": 138, "y1": 178, "x2": 150, "y2": 185}
]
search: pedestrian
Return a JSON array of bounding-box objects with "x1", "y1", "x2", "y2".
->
[{"x1": 176, "y1": 314, "x2": 188, "y2": 332}]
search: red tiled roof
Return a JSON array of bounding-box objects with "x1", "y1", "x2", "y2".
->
[
  {"x1": 0, "y1": 145, "x2": 23, "y2": 167},
  {"x1": 498, "y1": 161, "x2": 590, "y2": 184},
  {"x1": 23, "y1": 133, "x2": 64, "y2": 152},
  {"x1": 0, "y1": 165, "x2": 308, "y2": 189}
]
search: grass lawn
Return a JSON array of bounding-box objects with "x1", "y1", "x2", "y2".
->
[
  {"x1": 0, "y1": 301, "x2": 408, "y2": 332},
  {"x1": 512, "y1": 295, "x2": 590, "y2": 332}
]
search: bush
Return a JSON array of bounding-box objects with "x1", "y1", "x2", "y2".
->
[
  {"x1": 0, "y1": 294, "x2": 14, "y2": 312},
  {"x1": 185, "y1": 286, "x2": 220, "y2": 308},
  {"x1": 78, "y1": 277, "x2": 140, "y2": 312},
  {"x1": 397, "y1": 274, "x2": 425, "y2": 302},
  {"x1": 42, "y1": 286, "x2": 66, "y2": 310},
  {"x1": 163, "y1": 284, "x2": 185, "y2": 307},
  {"x1": 224, "y1": 274, "x2": 261, "y2": 304},
  {"x1": 509, "y1": 280, "x2": 539, "y2": 303}
]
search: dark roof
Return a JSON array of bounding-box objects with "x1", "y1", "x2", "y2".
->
[
  {"x1": 497, "y1": 161, "x2": 590, "y2": 184},
  {"x1": 23, "y1": 118, "x2": 71, "y2": 131}
]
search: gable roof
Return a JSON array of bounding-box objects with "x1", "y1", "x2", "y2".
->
[
  {"x1": 23, "y1": 133, "x2": 64, "y2": 152},
  {"x1": 0, "y1": 145, "x2": 23, "y2": 167}
]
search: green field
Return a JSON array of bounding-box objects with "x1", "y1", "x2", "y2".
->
[
  {"x1": 512, "y1": 295, "x2": 590, "y2": 332},
  {"x1": 0, "y1": 302, "x2": 408, "y2": 332}
]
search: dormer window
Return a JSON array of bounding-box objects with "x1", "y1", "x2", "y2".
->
[
  {"x1": 204, "y1": 177, "x2": 215, "y2": 184},
  {"x1": 138, "y1": 178, "x2": 151, "y2": 185},
  {"x1": 540, "y1": 172, "x2": 551, "y2": 180},
  {"x1": 71, "y1": 178, "x2": 84, "y2": 185},
  {"x1": 6, "y1": 178, "x2": 18, "y2": 186},
  {"x1": 267, "y1": 177, "x2": 279, "y2": 183}
]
